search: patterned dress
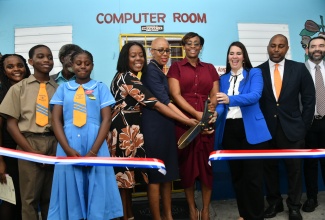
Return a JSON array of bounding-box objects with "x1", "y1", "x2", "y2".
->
[
  {"x1": 48, "y1": 80, "x2": 123, "y2": 220},
  {"x1": 108, "y1": 71, "x2": 157, "y2": 188}
]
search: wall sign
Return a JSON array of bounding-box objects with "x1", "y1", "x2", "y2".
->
[
  {"x1": 141, "y1": 25, "x2": 164, "y2": 32},
  {"x1": 96, "y1": 12, "x2": 207, "y2": 24}
]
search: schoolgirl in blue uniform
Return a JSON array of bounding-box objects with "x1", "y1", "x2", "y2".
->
[{"x1": 48, "y1": 50, "x2": 122, "y2": 220}]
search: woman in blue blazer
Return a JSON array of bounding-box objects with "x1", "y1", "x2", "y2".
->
[{"x1": 216, "y1": 41, "x2": 271, "y2": 220}]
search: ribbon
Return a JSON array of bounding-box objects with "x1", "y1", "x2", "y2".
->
[
  {"x1": 209, "y1": 149, "x2": 325, "y2": 161},
  {"x1": 0, "y1": 147, "x2": 166, "y2": 175}
]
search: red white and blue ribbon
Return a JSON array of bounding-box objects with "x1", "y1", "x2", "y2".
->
[
  {"x1": 0, "y1": 147, "x2": 166, "y2": 174},
  {"x1": 209, "y1": 149, "x2": 325, "y2": 161}
]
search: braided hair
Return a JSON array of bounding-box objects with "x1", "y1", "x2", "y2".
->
[{"x1": 0, "y1": 54, "x2": 31, "y2": 95}]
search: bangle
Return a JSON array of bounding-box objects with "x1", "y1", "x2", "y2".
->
[{"x1": 89, "y1": 150, "x2": 97, "y2": 156}]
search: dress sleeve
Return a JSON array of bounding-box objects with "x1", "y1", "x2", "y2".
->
[
  {"x1": 141, "y1": 65, "x2": 170, "y2": 105},
  {"x1": 123, "y1": 72, "x2": 158, "y2": 109},
  {"x1": 98, "y1": 82, "x2": 116, "y2": 109},
  {"x1": 166, "y1": 62, "x2": 180, "y2": 80},
  {"x1": 208, "y1": 63, "x2": 220, "y2": 81},
  {"x1": 49, "y1": 84, "x2": 64, "y2": 106}
]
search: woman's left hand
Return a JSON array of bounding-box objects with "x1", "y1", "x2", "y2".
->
[
  {"x1": 208, "y1": 111, "x2": 217, "y2": 124},
  {"x1": 207, "y1": 102, "x2": 216, "y2": 112},
  {"x1": 201, "y1": 128, "x2": 214, "y2": 135},
  {"x1": 200, "y1": 111, "x2": 217, "y2": 135},
  {"x1": 216, "y1": 92, "x2": 230, "y2": 104}
]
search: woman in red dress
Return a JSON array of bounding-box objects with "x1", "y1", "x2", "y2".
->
[{"x1": 167, "y1": 32, "x2": 219, "y2": 220}]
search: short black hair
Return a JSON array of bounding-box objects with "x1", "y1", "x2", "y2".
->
[
  {"x1": 116, "y1": 42, "x2": 147, "y2": 74},
  {"x1": 28, "y1": 44, "x2": 51, "y2": 59},
  {"x1": 308, "y1": 36, "x2": 325, "y2": 49},
  {"x1": 181, "y1": 32, "x2": 205, "y2": 46},
  {"x1": 268, "y1": 34, "x2": 289, "y2": 47}
]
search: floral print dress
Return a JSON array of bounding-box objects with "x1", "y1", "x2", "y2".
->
[{"x1": 108, "y1": 71, "x2": 157, "y2": 188}]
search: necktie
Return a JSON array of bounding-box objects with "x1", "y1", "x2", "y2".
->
[
  {"x1": 73, "y1": 85, "x2": 87, "y2": 127},
  {"x1": 315, "y1": 65, "x2": 325, "y2": 116},
  {"x1": 36, "y1": 83, "x2": 49, "y2": 126},
  {"x1": 274, "y1": 64, "x2": 282, "y2": 100}
]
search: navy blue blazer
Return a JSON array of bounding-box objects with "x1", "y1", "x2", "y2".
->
[
  {"x1": 258, "y1": 59, "x2": 315, "y2": 142},
  {"x1": 215, "y1": 68, "x2": 271, "y2": 146}
]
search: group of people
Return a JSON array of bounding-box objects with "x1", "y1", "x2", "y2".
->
[
  {"x1": 215, "y1": 35, "x2": 323, "y2": 220},
  {"x1": 108, "y1": 33, "x2": 217, "y2": 220},
  {"x1": 0, "y1": 32, "x2": 323, "y2": 220}
]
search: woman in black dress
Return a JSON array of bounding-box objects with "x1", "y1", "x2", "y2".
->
[{"x1": 141, "y1": 37, "x2": 189, "y2": 220}]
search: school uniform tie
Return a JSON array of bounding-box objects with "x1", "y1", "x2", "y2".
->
[
  {"x1": 36, "y1": 83, "x2": 49, "y2": 126},
  {"x1": 73, "y1": 85, "x2": 87, "y2": 127},
  {"x1": 274, "y1": 64, "x2": 282, "y2": 100},
  {"x1": 315, "y1": 65, "x2": 325, "y2": 116}
]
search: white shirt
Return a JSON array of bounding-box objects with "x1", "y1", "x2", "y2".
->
[
  {"x1": 226, "y1": 68, "x2": 244, "y2": 119},
  {"x1": 268, "y1": 59, "x2": 285, "y2": 101}
]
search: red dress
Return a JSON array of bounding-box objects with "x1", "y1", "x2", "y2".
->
[{"x1": 167, "y1": 58, "x2": 219, "y2": 189}]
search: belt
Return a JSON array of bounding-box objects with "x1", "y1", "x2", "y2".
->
[
  {"x1": 24, "y1": 132, "x2": 55, "y2": 137},
  {"x1": 314, "y1": 115, "x2": 324, "y2": 120}
]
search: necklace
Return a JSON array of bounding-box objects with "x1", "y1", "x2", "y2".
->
[{"x1": 150, "y1": 60, "x2": 164, "y2": 73}]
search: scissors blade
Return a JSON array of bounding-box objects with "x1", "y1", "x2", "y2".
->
[
  {"x1": 177, "y1": 100, "x2": 212, "y2": 149},
  {"x1": 177, "y1": 123, "x2": 201, "y2": 149}
]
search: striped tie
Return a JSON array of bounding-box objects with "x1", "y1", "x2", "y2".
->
[
  {"x1": 73, "y1": 85, "x2": 87, "y2": 127},
  {"x1": 35, "y1": 83, "x2": 48, "y2": 126},
  {"x1": 315, "y1": 65, "x2": 325, "y2": 116}
]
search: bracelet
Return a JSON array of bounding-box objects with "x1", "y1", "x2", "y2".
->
[{"x1": 89, "y1": 150, "x2": 97, "y2": 156}]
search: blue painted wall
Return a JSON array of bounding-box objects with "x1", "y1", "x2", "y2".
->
[
  {"x1": 1, "y1": 0, "x2": 324, "y2": 85},
  {"x1": 1, "y1": 0, "x2": 325, "y2": 200}
]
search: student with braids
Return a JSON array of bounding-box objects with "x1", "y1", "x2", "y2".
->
[
  {"x1": 0, "y1": 54, "x2": 31, "y2": 220},
  {"x1": 48, "y1": 50, "x2": 122, "y2": 220}
]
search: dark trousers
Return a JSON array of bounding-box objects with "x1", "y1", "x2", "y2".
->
[
  {"x1": 18, "y1": 134, "x2": 57, "y2": 220},
  {"x1": 222, "y1": 119, "x2": 268, "y2": 220},
  {"x1": 304, "y1": 117, "x2": 325, "y2": 200},
  {"x1": 264, "y1": 121, "x2": 304, "y2": 210}
]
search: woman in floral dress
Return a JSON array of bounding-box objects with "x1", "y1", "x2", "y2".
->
[{"x1": 108, "y1": 42, "x2": 197, "y2": 220}]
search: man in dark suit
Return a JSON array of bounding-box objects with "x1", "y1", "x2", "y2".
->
[
  {"x1": 50, "y1": 44, "x2": 82, "y2": 84},
  {"x1": 258, "y1": 34, "x2": 315, "y2": 220},
  {"x1": 302, "y1": 36, "x2": 325, "y2": 213}
]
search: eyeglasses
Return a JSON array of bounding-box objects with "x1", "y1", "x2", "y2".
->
[
  {"x1": 151, "y1": 48, "x2": 171, "y2": 54},
  {"x1": 185, "y1": 42, "x2": 201, "y2": 47}
]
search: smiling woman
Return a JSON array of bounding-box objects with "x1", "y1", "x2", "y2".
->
[
  {"x1": 215, "y1": 41, "x2": 271, "y2": 220},
  {"x1": 108, "y1": 41, "x2": 197, "y2": 220},
  {"x1": 0, "y1": 54, "x2": 31, "y2": 220},
  {"x1": 167, "y1": 32, "x2": 219, "y2": 220}
]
